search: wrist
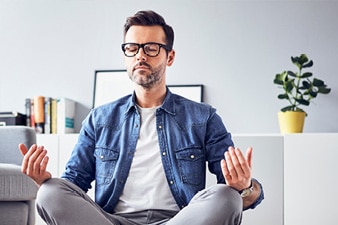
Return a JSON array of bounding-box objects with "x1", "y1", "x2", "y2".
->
[{"x1": 239, "y1": 180, "x2": 254, "y2": 197}]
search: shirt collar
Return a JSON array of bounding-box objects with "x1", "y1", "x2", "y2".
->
[{"x1": 124, "y1": 87, "x2": 176, "y2": 115}]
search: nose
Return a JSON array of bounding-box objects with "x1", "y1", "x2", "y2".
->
[{"x1": 136, "y1": 46, "x2": 147, "y2": 61}]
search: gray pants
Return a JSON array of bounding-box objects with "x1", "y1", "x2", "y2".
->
[{"x1": 36, "y1": 178, "x2": 242, "y2": 225}]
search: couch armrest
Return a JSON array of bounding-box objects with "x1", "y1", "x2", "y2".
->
[
  {"x1": 0, "y1": 126, "x2": 36, "y2": 165},
  {"x1": 0, "y1": 164, "x2": 38, "y2": 201}
]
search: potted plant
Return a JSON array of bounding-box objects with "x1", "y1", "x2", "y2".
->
[{"x1": 273, "y1": 54, "x2": 331, "y2": 133}]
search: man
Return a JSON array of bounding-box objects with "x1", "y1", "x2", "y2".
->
[{"x1": 20, "y1": 10, "x2": 264, "y2": 225}]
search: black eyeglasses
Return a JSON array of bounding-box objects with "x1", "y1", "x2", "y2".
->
[{"x1": 121, "y1": 42, "x2": 171, "y2": 57}]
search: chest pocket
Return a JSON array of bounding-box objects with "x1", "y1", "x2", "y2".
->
[
  {"x1": 94, "y1": 147, "x2": 119, "y2": 184},
  {"x1": 175, "y1": 147, "x2": 205, "y2": 186}
]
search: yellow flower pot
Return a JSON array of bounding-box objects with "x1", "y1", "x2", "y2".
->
[{"x1": 278, "y1": 111, "x2": 306, "y2": 134}]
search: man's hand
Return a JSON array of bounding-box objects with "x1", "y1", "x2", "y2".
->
[
  {"x1": 221, "y1": 146, "x2": 261, "y2": 209},
  {"x1": 19, "y1": 144, "x2": 52, "y2": 186},
  {"x1": 221, "y1": 146, "x2": 253, "y2": 191}
]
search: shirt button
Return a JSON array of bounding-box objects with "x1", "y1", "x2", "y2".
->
[
  {"x1": 158, "y1": 125, "x2": 162, "y2": 129},
  {"x1": 162, "y1": 152, "x2": 166, "y2": 156},
  {"x1": 190, "y1": 155, "x2": 195, "y2": 159},
  {"x1": 170, "y1": 180, "x2": 174, "y2": 184},
  {"x1": 100, "y1": 155, "x2": 104, "y2": 159}
]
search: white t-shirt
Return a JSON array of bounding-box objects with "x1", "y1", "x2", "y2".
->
[{"x1": 114, "y1": 106, "x2": 180, "y2": 214}]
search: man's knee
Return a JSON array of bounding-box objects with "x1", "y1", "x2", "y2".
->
[
  {"x1": 193, "y1": 184, "x2": 242, "y2": 213},
  {"x1": 212, "y1": 184, "x2": 243, "y2": 212},
  {"x1": 169, "y1": 185, "x2": 243, "y2": 225},
  {"x1": 36, "y1": 178, "x2": 62, "y2": 205},
  {"x1": 37, "y1": 178, "x2": 74, "y2": 208},
  {"x1": 204, "y1": 185, "x2": 243, "y2": 224}
]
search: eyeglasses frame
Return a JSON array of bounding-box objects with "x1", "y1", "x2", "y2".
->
[{"x1": 121, "y1": 42, "x2": 171, "y2": 57}]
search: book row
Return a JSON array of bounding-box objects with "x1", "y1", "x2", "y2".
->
[{"x1": 25, "y1": 96, "x2": 76, "y2": 134}]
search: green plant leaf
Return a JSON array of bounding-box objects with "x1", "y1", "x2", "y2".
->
[
  {"x1": 287, "y1": 70, "x2": 297, "y2": 77},
  {"x1": 298, "y1": 54, "x2": 309, "y2": 65},
  {"x1": 273, "y1": 73, "x2": 285, "y2": 85},
  {"x1": 295, "y1": 98, "x2": 310, "y2": 106},
  {"x1": 291, "y1": 56, "x2": 299, "y2": 64},
  {"x1": 281, "y1": 106, "x2": 294, "y2": 112},
  {"x1": 313, "y1": 78, "x2": 324, "y2": 87},
  {"x1": 318, "y1": 86, "x2": 331, "y2": 94},
  {"x1": 309, "y1": 90, "x2": 318, "y2": 98},
  {"x1": 285, "y1": 79, "x2": 294, "y2": 92},
  {"x1": 291, "y1": 57, "x2": 301, "y2": 69},
  {"x1": 302, "y1": 60, "x2": 313, "y2": 68},
  {"x1": 301, "y1": 80, "x2": 311, "y2": 89},
  {"x1": 278, "y1": 94, "x2": 289, "y2": 100},
  {"x1": 300, "y1": 72, "x2": 312, "y2": 78}
]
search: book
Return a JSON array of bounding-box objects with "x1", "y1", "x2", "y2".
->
[
  {"x1": 51, "y1": 98, "x2": 57, "y2": 134},
  {"x1": 44, "y1": 97, "x2": 52, "y2": 134},
  {"x1": 25, "y1": 98, "x2": 31, "y2": 126},
  {"x1": 56, "y1": 98, "x2": 76, "y2": 134},
  {"x1": 34, "y1": 96, "x2": 45, "y2": 134},
  {"x1": 30, "y1": 98, "x2": 35, "y2": 128}
]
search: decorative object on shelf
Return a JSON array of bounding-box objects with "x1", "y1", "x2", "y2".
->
[
  {"x1": 0, "y1": 112, "x2": 26, "y2": 126},
  {"x1": 93, "y1": 70, "x2": 204, "y2": 108},
  {"x1": 273, "y1": 54, "x2": 331, "y2": 133}
]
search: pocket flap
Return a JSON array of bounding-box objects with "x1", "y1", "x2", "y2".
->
[{"x1": 94, "y1": 147, "x2": 119, "y2": 161}]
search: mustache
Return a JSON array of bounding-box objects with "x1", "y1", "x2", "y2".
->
[{"x1": 133, "y1": 62, "x2": 151, "y2": 70}]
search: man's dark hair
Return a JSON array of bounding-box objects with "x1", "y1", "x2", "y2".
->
[{"x1": 123, "y1": 10, "x2": 174, "y2": 51}]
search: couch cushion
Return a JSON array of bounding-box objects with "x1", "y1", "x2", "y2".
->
[
  {"x1": 0, "y1": 164, "x2": 38, "y2": 201},
  {"x1": 0, "y1": 201, "x2": 29, "y2": 225}
]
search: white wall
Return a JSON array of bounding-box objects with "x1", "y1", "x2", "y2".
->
[{"x1": 0, "y1": 0, "x2": 337, "y2": 133}]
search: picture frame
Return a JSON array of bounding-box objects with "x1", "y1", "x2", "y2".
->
[
  {"x1": 93, "y1": 70, "x2": 204, "y2": 108},
  {"x1": 93, "y1": 70, "x2": 133, "y2": 108},
  {"x1": 167, "y1": 85, "x2": 204, "y2": 103}
]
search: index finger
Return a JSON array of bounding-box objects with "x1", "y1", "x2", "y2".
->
[
  {"x1": 245, "y1": 147, "x2": 253, "y2": 168},
  {"x1": 18, "y1": 143, "x2": 29, "y2": 156},
  {"x1": 20, "y1": 144, "x2": 37, "y2": 173}
]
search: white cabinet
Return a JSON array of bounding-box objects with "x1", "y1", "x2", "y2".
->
[
  {"x1": 37, "y1": 134, "x2": 78, "y2": 178},
  {"x1": 57, "y1": 134, "x2": 79, "y2": 176},
  {"x1": 36, "y1": 133, "x2": 338, "y2": 225},
  {"x1": 36, "y1": 134, "x2": 59, "y2": 177},
  {"x1": 284, "y1": 133, "x2": 338, "y2": 225}
]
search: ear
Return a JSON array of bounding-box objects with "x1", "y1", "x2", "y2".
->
[{"x1": 167, "y1": 50, "x2": 175, "y2": 67}]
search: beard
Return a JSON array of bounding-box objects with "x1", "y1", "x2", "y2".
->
[{"x1": 128, "y1": 61, "x2": 166, "y2": 89}]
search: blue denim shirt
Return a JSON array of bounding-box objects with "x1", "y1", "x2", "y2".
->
[{"x1": 61, "y1": 89, "x2": 264, "y2": 213}]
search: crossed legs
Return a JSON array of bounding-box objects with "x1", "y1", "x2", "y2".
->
[{"x1": 37, "y1": 178, "x2": 242, "y2": 225}]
